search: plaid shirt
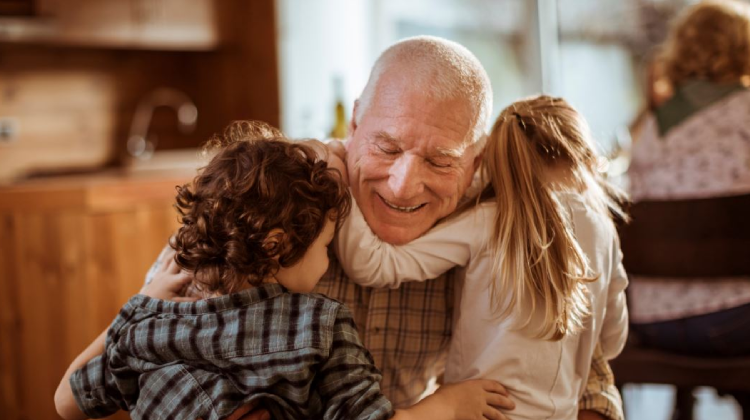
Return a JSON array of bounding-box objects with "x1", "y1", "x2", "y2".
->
[
  {"x1": 315, "y1": 255, "x2": 624, "y2": 420},
  {"x1": 70, "y1": 284, "x2": 393, "y2": 420}
]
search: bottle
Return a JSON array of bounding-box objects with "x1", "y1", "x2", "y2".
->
[{"x1": 329, "y1": 75, "x2": 347, "y2": 139}]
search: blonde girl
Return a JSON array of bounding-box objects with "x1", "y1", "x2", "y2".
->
[{"x1": 336, "y1": 95, "x2": 630, "y2": 420}]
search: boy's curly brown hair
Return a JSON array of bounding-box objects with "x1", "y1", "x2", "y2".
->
[{"x1": 170, "y1": 121, "x2": 351, "y2": 294}]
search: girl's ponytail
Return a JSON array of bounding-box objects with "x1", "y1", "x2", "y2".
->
[{"x1": 483, "y1": 98, "x2": 596, "y2": 340}]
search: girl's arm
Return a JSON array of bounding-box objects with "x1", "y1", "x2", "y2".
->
[
  {"x1": 335, "y1": 198, "x2": 494, "y2": 288},
  {"x1": 305, "y1": 137, "x2": 489, "y2": 288}
]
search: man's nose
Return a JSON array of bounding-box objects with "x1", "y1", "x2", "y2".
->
[{"x1": 388, "y1": 154, "x2": 424, "y2": 199}]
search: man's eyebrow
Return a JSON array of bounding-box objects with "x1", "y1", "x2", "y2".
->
[
  {"x1": 433, "y1": 146, "x2": 465, "y2": 159},
  {"x1": 372, "y1": 131, "x2": 401, "y2": 145},
  {"x1": 372, "y1": 130, "x2": 465, "y2": 159}
]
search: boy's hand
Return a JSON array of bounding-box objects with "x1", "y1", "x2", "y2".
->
[
  {"x1": 302, "y1": 139, "x2": 349, "y2": 185},
  {"x1": 139, "y1": 247, "x2": 198, "y2": 302},
  {"x1": 428, "y1": 379, "x2": 514, "y2": 420},
  {"x1": 326, "y1": 139, "x2": 346, "y2": 161}
]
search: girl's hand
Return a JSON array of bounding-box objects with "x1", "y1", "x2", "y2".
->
[
  {"x1": 428, "y1": 379, "x2": 515, "y2": 420},
  {"x1": 139, "y1": 247, "x2": 198, "y2": 302}
]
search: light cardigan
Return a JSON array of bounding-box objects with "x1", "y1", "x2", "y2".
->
[{"x1": 335, "y1": 192, "x2": 629, "y2": 420}]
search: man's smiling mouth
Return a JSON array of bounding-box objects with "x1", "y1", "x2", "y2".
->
[{"x1": 378, "y1": 194, "x2": 427, "y2": 213}]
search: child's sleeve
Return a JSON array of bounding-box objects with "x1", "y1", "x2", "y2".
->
[
  {"x1": 68, "y1": 304, "x2": 137, "y2": 418},
  {"x1": 68, "y1": 354, "x2": 125, "y2": 418},
  {"x1": 334, "y1": 195, "x2": 493, "y2": 288},
  {"x1": 318, "y1": 305, "x2": 394, "y2": 420},
  {"x1": 600, "y1": 238, "x2": 630, "y2": 360}
]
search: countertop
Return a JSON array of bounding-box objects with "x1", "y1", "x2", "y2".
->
[{"x1": 0, "y1": 167, "x2": 197, "y2": 212}]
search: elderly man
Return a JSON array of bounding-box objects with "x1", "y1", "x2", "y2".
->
[
  {"x1": 314, "y1": 36, "x2": 623, "y2": 420},
  {"x1": 149, "y1": 36, "x2": 623, "y2": 420}
]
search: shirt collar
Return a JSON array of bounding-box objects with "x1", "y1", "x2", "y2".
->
[{"x1": 130, "y1": 283, "x2": 287, "y2": 315}]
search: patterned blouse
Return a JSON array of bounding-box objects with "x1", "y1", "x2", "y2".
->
[
  {"x1": 628, "y1": 87, "x2": 750, "y2": 323},
  {"x1": 70, "y1": 284, "x2": 393, "y2": 420}
]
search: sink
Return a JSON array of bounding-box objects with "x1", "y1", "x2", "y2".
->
[{"x1": 124, "y1": 148, "x2": 209, "y2": 174}]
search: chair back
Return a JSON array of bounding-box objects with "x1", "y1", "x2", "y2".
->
[
  {"x1": 618, "y1": 193, "x2": 750, "y2": 278},
  {"x1": 613, "y1": 193, "x2": 750, "y2": 391}
]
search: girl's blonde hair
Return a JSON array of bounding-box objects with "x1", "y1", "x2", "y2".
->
[
  {"x1": 480, "y1": 95, "x2": 628, "y2": 341},
  {"x1": 661, "y1": 0, "x2": 750, "y2": 86}
]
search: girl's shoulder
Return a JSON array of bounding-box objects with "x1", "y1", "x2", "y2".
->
[{"x1": 556, "y1": 191, "x2": 616, "y2": 237}]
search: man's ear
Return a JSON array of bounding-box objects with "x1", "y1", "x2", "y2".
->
[
  {"x1": 472, "y1": 137, "x2": 486, "y2": 172},
  {"x1": 473, "y1": 150, "x2": 484, "y2": 172},
  {"x1": 347, "y1": 100, "x2": 359, "y2": 149},
  {"x1": 262, "y1": 228, "x2": 286, "y2": 258}
]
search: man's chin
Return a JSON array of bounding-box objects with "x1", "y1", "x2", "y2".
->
[{"x1": 370, "y1": 223, "x2": 428, "y2": 245}]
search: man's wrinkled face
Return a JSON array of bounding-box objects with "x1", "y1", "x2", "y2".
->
[{"x1": 346, "y1": 82, "x2": 480, "y2": 245}]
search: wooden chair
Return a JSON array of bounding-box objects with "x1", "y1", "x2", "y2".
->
[{"x1": 612, "y1": 193, "x2": 750, "y2": 417}]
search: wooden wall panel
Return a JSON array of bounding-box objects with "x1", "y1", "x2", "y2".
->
[
  {"x1": 0, "y1": 214, "x2": 23, "y2": 419},
  {"x1": 0, "y1": 1, "x2": 278, "y2": 417},
  {"x1": 0, "y1": 194, "x2": 181, "y2": 419}
]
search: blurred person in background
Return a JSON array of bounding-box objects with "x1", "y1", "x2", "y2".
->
[{"x1": 627, "y1": 1, "x2": 750, "y2": 418}]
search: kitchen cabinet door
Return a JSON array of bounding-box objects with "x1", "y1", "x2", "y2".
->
[
  {"x1": 0, "y1": 174, "x2": 185, "y2": 420},
  {"x1": 131, "y1": 0, "x2": 219, "y2": 50},
  {"x1": 54, "y1": 0, "x2": 136, "y2": 47},
  {"x1": 8, "y1": 0, "x2": 220, "y2": 50}
]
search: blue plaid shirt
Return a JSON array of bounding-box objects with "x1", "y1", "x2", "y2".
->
[{"x1": 70, "y1": 283, "x2": 393, "y2": 420}]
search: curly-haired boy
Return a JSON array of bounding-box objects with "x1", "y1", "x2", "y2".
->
[{"x1": 53, "y1": 120, "x2": 394, "y2": 420}]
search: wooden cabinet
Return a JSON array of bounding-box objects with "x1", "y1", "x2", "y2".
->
[
  {"x1": 0, "y1": 0, "x2": 34, "y2": 15},
  {"x1": 0, "y1": 0, "x2": 220, "y2": 50},
  {"x1": 131, "y1": 0, "x2": 219, "y2": 49},
  {"x1": 0, "y1": 170, "x2": 191, "y2": 419}
]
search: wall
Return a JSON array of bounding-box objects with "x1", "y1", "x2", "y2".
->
[{"x1": 0, "y1": 0, "x2": 280, "y2": 181}]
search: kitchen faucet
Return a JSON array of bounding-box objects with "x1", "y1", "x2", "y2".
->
[{"x1": 127, "y1": 88, "x2": 198, "y2": 160}]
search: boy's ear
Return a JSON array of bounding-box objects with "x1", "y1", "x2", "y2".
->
[{"x1": 262, "y1": 228, "x2": 286, "y2": 258}]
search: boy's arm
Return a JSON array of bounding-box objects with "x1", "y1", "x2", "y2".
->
[
  {"x1": 302, "y1": 139, "x2": 349, "y2": 185},
  {"x1": 335, "y1": 198, "x2": 493, "y2": 289},
  {"x1": 393, "y1": 380, "x2": 514, "y2": 420},
  {"x1": 317, "y1": 305, "x2": 394, "y2": 420},
  {"x1": 54, "y1": 329, "x2": 108, "y2": 420},
  {"x1": 56, "y1": 257, "x2": 196, "y2": 420}
]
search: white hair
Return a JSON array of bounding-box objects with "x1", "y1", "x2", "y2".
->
[{"x1": 355, "y1": 36, "x2": 493, "y2": 145}]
